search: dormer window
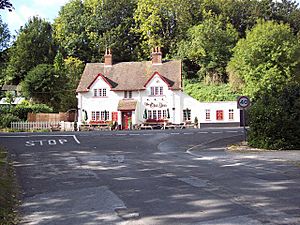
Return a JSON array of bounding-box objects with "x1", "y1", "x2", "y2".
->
[
  {"x1": 150, "y1": 86, "x2": 163, "y2": 96},
  {"x1": 124, "y1": 91, "x2": 132, "y2": 99},
  {"x1": 93, "y1": 88, "x2": 107, "y2": 97}
]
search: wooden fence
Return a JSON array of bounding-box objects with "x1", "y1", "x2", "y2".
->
[{"x1": 10, "y1": 121, "x2": 60, "y2": 131}]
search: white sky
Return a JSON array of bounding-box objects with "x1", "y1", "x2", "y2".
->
[{"x1": 1, "y1": 0, "x2": 300, "y2": 36}]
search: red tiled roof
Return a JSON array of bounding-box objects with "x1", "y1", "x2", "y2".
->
[{"x1": 76, "y1": 60, "x2": 182, "y2": 92}]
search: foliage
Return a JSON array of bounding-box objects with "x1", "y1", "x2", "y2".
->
[
  {"x1": 21, "y1": 64, "x2": 66, "y2": 111},
  {"x1": 227, "y1": 20, "x2": 300, "y2": 97},
  {"x1": 184, "y1": 79, "x2": 239, "y2": 102},
  {"x1": 0, "y1": 113, "x2": 19, "y2": 128},
  {"x1": 0, "y1": 16, "x2": 10, "y2": 52},
  {"x1": 0, "y1": 0, "x2": 13, "y2": 11},
  {"x1": 248, "y1": 83, "x2": 300, "y2": 150},
  {"x1": 0, "y1": 147, "x2": 18, "y2": 224},
  {"x1": 13, "y1": 100, "x2": 53, "y2": 120},
  {"x1": 178, "y1": 12, "x2": 238, "y2": 84},
  {"x1": 5, "y1": 16, "x2": 55, "y2": 84}
]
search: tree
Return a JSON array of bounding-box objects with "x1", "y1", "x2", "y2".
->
[
  {"x1": 0, "y1": 0, "x2": 13, "y2": 11},
  {"x1": 178, "y1": 13, "x2": 238, "y2": 83},
  {"x1": 21, "y1": 64, "x2": 65, "y2": 111},
  {"x1": 248, "y1": 83, "x2": 300, "y2": 150},
  {"x1": 5, "y1": 17, "x2": 55, "y2": 84},
  {"x1": 0, "y1": 16, "x2": 10, "y2": 52},
  {"x1": 227, "y1": 20, "x2": 300, "y2": 97}
]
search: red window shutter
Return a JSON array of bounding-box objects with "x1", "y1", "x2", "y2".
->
[{"x1": 112, "y1": 112, "x2": 118, "y2": 121}]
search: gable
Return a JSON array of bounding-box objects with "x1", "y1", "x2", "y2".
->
[
  {"x1": 144, "y1": 72, "x2": 173, "y2": 88},
  {"x1": 87, "y1": 73, "x2": 112, "y2": 90}
]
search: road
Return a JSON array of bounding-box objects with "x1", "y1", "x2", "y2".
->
[{"x1": 0, "y1": 128, "x2": 299, "y2": 225}]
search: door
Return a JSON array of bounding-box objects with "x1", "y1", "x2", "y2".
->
[{"x1": 121, "y1": 111, "x2": 132, "y2": 130}]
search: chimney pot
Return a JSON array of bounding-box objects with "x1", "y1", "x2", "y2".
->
[
  {"x1": 104, "y1": 48, "x2": 112, "y2": 67},
  {"x1": 151, "y1": 47, "x2": 162, "y2": 65}
]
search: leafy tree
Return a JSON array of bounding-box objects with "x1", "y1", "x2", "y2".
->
[
  {"x1": 248, "y1": 83, "x2": 300, "y2": 150},
  {"x1": 227, "y1": 20, "x2": 300, "y2": 97},
  {"x1": 5, "y1": 17, "x2": 55, "y2": 84},
  {"x1": 178, "y1": 13, "x2": 238, "y2": 83},
  {"x1": 0, "y1": 16, "x2": 10, "y2": 52},
  {"x1": 21, "y1": 64, "x2": 65, "y2": 111},
  {"x1": 0, "y1": 0, "x2": 13, "y2": 11}
]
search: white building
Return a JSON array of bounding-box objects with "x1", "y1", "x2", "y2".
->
[{"x1": 76, "y1": 48, "x2": 240, "y2": 129}]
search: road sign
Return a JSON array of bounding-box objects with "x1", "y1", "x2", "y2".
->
[{"x1": 237, "y1": 96, "x2": 250, "y2": 109}]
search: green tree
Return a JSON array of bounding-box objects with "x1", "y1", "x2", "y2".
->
[
  {"x1": 227, "y1": 20, "x2": 300, "y2": 97},
  {"x1": 0, "y1": 16, "x2": 10, "y2": 52},
  {"x1": 248, "y1": 83, "x2": 300, "y2": 150},
  {"x1": 178, "y1": 13, "x2": 238, "y2": 83},
  {"x1": 5, "y1": 17, "x2": 55, "y2": 84},
  {"x1": 0, "y1": 0, "x2": 13, "y2": 11},
  {"x1": 21, "y1": 64, "x2": 65, "y2": 111}
]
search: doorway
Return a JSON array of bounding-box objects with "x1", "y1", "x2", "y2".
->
[{"x1": 121, "y1": 111, "x2": 132, "y2": 130}]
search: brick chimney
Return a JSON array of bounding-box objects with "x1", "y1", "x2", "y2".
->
[
  {"x1": 151, "y1": 47, "x2": 162, "y2": 65},
  {"x1": 104, "y1": 48, "x2": 112, "y2": 67}
]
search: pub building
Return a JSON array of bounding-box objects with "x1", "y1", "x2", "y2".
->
[{"x1": 76, "y1": 48, "x2": 240, "y2": 130}]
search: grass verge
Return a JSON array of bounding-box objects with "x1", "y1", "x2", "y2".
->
[{"x1": 0, "y1": 147, "x2": 18, "y2": 225}]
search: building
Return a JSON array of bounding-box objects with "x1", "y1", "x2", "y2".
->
[{"x1": 76, "y1": 48, "x2": 240, "y2": 129}]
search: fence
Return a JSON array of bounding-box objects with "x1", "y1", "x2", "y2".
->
[{"x1": 11, "y1": 121, "x2": 60, "y2": 131}]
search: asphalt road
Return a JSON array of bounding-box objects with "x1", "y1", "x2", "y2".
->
[{"x1": 0, "y1": 128, "x2": 299, "y2": 225}]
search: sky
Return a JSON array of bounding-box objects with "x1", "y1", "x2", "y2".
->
[
  {"x1": 1, "y1": 0, "x2": 70, "y2": 35},
  {"x1": 1, "y1": 0, "x2": 300, "y2": 36}
]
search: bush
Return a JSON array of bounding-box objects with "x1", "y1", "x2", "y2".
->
[
  {"x1": 13, "y1": 101, "x2": 53, "y2": 120},
  {"x1": 184, "y1": 79, "x2": 240, "y2": 102},
  {"x1": 248, "y1": 83, "x2": 300, "y2": 150},
  {"x1": 0, "y1": 114, "x2": 20, "y2": 128}
]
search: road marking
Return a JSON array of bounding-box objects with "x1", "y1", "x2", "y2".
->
[
  {"x1": 142, "y1": 133, "x2": 153, "y2": 136},
  {"x1": 227, "y1": 131, "x2": 239, "y2": 133},
  {"x1": 103, "y1": 134, "x2": 113, "y2": 136},
  {"x1": 129, "y1": 133, "x2": 140, "y2": 136},
  {"x1": 116, "y1": 134, "x2": 127, "y2": 136},
  {"x1": 0, "y1": 134, "x2": 80, "y2": 144},
  {"x1": 170, "y1": 132, "x2": 180, "y2": 135},
  {"x1": 212, "y1": 131, "x2": 223, "y2": 134},
  {"x1": 198, "y1": 132, "x2": 208, "y2": 134},
  {"x1": 183, "y1": 132, "x2": 193, "y2": 135}
]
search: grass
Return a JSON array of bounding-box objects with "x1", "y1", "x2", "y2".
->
[{"x1": 0, "y1": 147, "x2": 19, "y2": 225}]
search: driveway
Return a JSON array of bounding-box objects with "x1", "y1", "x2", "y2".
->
[{"x1": 0, "y1": 128, "x2": 299, "y2": 225}]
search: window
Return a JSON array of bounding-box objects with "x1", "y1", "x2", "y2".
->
[
  {"x1": 102, "y1": 89, "x2": 107, "y2": 97},
  {"x1": 150, "y1": 86, "x2": 163, "y2": 96},
  {"x1": 157, "y1": 110, "x2": 162, "y2": 119},
  {"x1": 229, "y1": 109, "x2": 234, "y2": 120},
  {"x1": 148, "y1": 110, "x2": 152, "y2": 119},
  {"x1": 216, "y1": 110, "x2": 224, "y2": 121},
  {"x1": 124, "y1": 91, "x2": 132, "y2": 99},
  {"x1": 153, "y1": 110, "x2": 157, "y2": 119},
  {"x1": 162, "y1": 110, "x2": 166, "y2": 118},
  {"x1": 91, "y1": 111, "x2": 109, "y2": 121},
  {"x1": 159, "y1": 87, "x2": 164, "y2": 95},
  {"x1": 93, "y1": 88, "x2": 107, "y2": 97},
  {"x1": 150, "y1": 87, "x2": 155, "y2": 96},
  {"x1": 183, "y1": 109, "x2": 191, "y2": 121},
  {"x1": 205, "y1": 109, "x2": 211, "y2": 120}
]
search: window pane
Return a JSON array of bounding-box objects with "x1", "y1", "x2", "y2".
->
[
  {"x1": 148, "y1": 110, "x2": 152, "y2": 119},
  {"x1": 155, "y1": 87, "x2": 159, "y2": 95},
  {"x1": 93, "y1": 89, "x2": 97, "y2": 97},
  {"x1": 229, "y1": 109, "x2": 234, "y2": 120},
  {"x1": 103, "y1": 89, "x2": 106, "y2": 96},
  {"x1": 205, "y1": 109, "x2": 210, "y2": 120},
  {"x1": 92, "y1": 111, "x2": 96, "y2": 120},
  {"x1": 160, "y1": 87, "x2": 163, "y2": 95},
  {"x1": 163, "y1": 110, "x2": 166, "y2": 118},
  {"x1": 151, "y1": 87, "x2": 154, "y2": 95},
  {"x1": 129, "y1": 91, "x2": 132, "y2": 98},
  {"x1": 153, "y1": 110, "x2": 157, "y2": 119},
  {"x1": 158, "y1": 110, "x2": 162, "y2": 119},
  {"x1": 124, "y1": 91, "x2": 127, "y2": 98}
]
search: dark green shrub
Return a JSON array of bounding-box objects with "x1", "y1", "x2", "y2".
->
[
  {"x1": 248, "y1": 83, "x2": 300, "y2": 150},
  {"x1": 13, "y1": 101, "x2": 53, "y2": 120},
  {"x1": 0, "y1": 114, "x2": 20, "y2": 128}
]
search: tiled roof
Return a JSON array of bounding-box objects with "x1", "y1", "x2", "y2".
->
[
  {"x1": 117, "y1": 99, "x2": 137, "y2": 111},
  {"x1": 76, "y1": 60, "x2": 182, "y2": 92}
]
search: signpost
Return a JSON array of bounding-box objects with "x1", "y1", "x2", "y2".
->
[{"x1": 237, "y1": 96, "x2": 250, "y2": 142}]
